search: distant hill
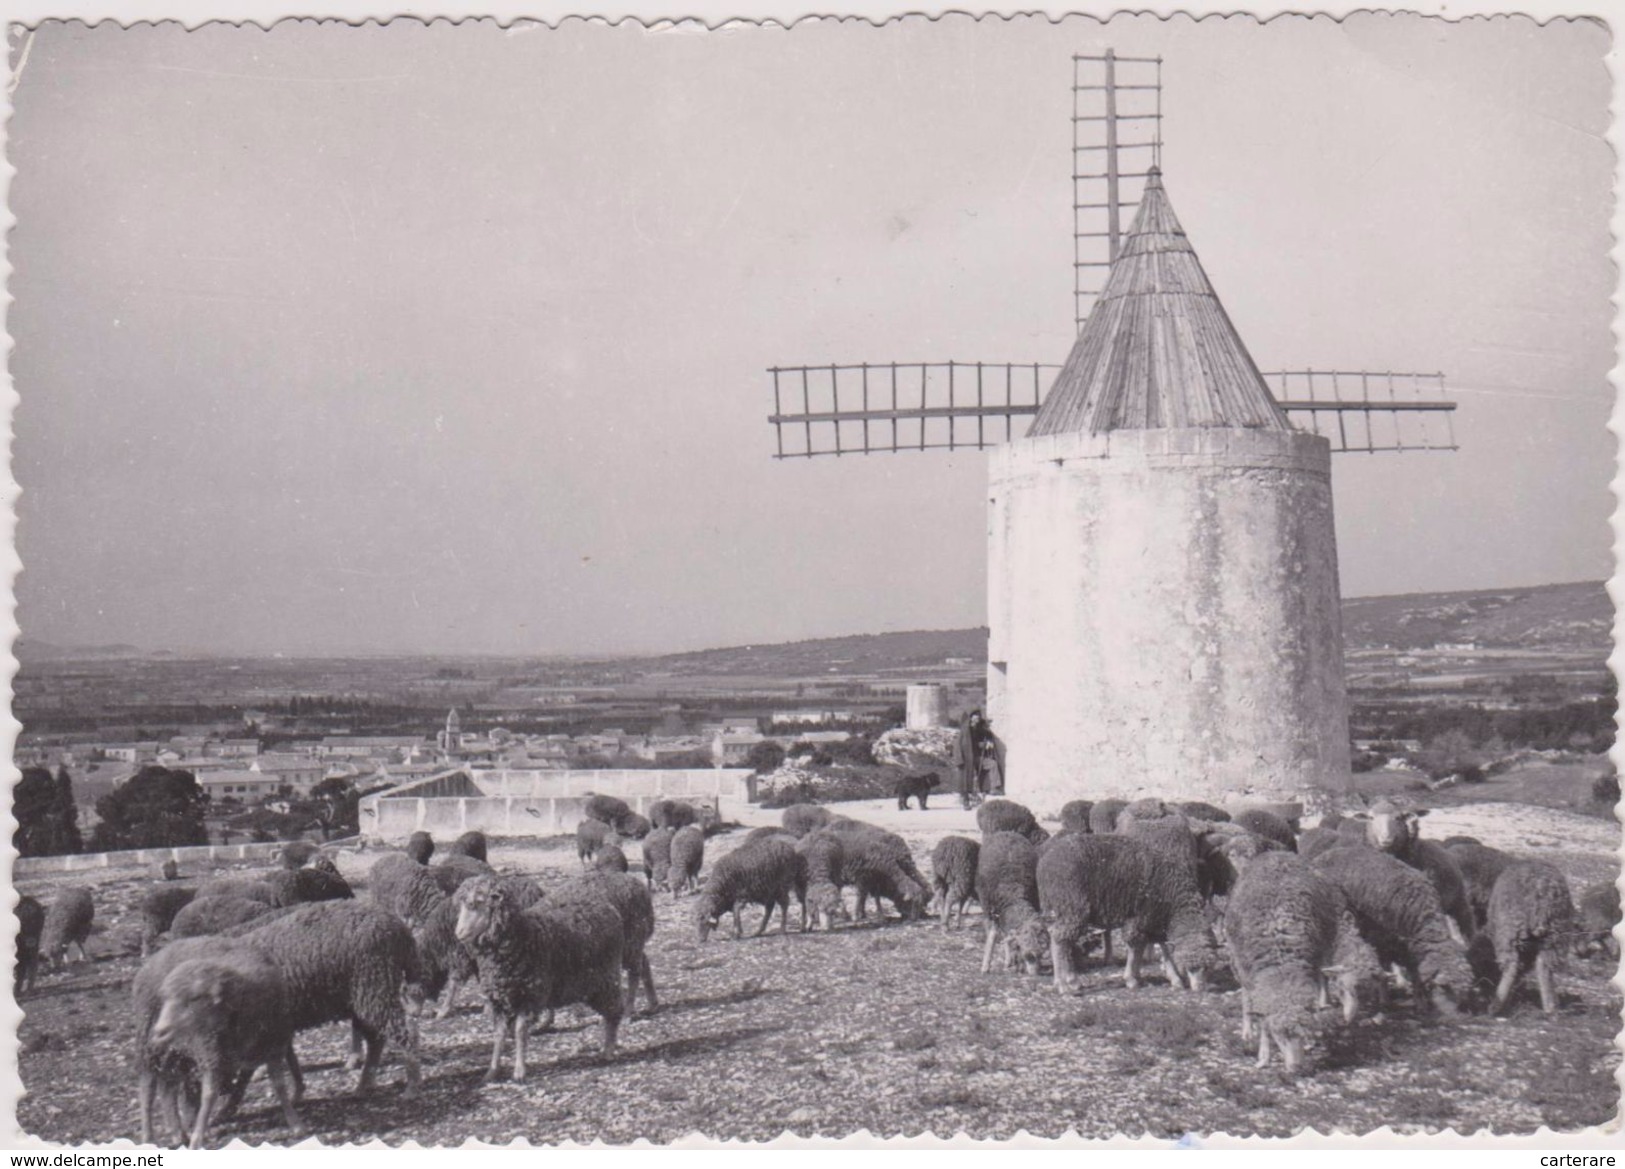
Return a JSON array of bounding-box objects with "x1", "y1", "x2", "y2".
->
[
  {"x1": 15, "y1": 639, "x2": 145, "y2": 663},
  {"x1": 635, "y1": 581, "x2": 1611, "y2": 675}
]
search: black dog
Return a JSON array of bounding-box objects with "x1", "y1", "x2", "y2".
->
[{"x1": 895, "y1": 771, "x2": 942, "y2": 811}]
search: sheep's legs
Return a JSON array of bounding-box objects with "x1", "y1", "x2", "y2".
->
[
  {"x1": 485, "y1": 1011, "x2": 509, "y2": 1082},
  {"x1": 980, "y1": 924, "x2": 1000, "y2": 975},
  {"x1": 264, "y1": 1056, "x2": 303, "y2": 1136},
  {"x1": 587, "y1": 986, "x2": 624, "y2": 1058},
  {"x1": 1535, "y1": 950, "x2": 1558, "y2": 1013},
  {"x1": 1102, "y1": 931, "x2": 1113, "y2": 965},
  {"x1": 137, "y1": 1069, "x2": 158, "y2": 1145},
  {"x1": 1491, "y1": 961, "x2": 1520, "y2": 1015},
  {"x1": 435, "y1": 975, "x2": 461, "y2": 1020},
  {"x1": 511, "y1": 1013, "x2": 531, "y2": 1082},
  {"x1": 640, "y1": 953, "x2": 658, "y2": 1013},
  {"x1": 189, "y1": 1073, "x2": 221, "y2": 1151},
  {"x1": 1255, "y1": 1022, "x2": 1273, "y2": 1069},
  {"x1": 779, "y1": 897, "x2": 793, "y2": 935},
  {"x1": 756, "y1": 904, "x2": 774, "y2": 936},
  {"x1": 1124, "y1": 943, "x2": 1146, "y2": 990},
  {"x1": 1239, "y1": 987, "x2": 1255, "y2": 1042},
  {"x1": 1159, "y1": 944, "x2": 1185, "y2": 989},
  {"x1": 1050, "y1": 934, "x2": 1076, "y2": 995}
]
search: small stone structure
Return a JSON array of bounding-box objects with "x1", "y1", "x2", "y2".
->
[{"x1": 360, "y1": 767, "x2": 754, "y2": 842}]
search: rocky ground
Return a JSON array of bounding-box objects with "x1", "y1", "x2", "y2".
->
[{"x1": 12, "y1": 787, "x2": 1622, "y2": 1147}]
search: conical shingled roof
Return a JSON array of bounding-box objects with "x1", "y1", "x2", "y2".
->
[{"x1": 1029, "y1": 168, "x2": 1291, "y2": 436}]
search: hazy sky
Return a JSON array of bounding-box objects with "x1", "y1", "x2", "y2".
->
[{"x1": 7, "y1": 15, "x2": 1614, "y2": 655}]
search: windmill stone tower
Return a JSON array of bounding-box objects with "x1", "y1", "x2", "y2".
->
[
  {"x1": 766, "y1": 52, "x2": 1455, "y2": 817},
  {"x1": 986, "y1": 168, "x2": 1348, "y2": 811}
]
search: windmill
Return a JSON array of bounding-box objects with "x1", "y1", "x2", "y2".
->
[{"x1": 763, "y1": 51, "x2": 1459, "y2": 812}]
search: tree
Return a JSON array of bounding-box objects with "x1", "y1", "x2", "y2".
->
[
  {"x1": 90, "y1": 765, "x2": 209, "y2": 852},
  {"x1": 745, "y1": 741, "x2": 786, "y2": 775},
  {"x1": 310, "y1": 775, "x2": 361, "y2": 840},
  {"x1": 14, "y1": 766, "x2": 83, "y2": 857},
  {"x1": 52, "y1": 767, "x2": 83, "y2": 855}
]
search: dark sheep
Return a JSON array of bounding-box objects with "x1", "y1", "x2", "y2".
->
[
  {"x1": 1088, "y1": 799, "x2": 1128, "y2": 835},
  {"x1": 408, "y1": 895, "x2": 479, "y2": 1020},
  {"x1": 1197, "y1": 826, "x2": 1286, "y2": 901},
  {"x1": 140, "y1": 886, "x2": 200, "y2": 957},
  {"x1": 277, "y1": 842, "x2": 319, "y2": 870},
  {"x1": 651, "y1": 799, "x2": 701, "y2": 831},
  {"x1": 930, "y1": 836, "x2": 981, "y2": 930},
  {"x1": 453, "y1": 876, "x2": 624, "y2": 1081},
  {"x1": 144, "y1": 951, "x2": 303, "y2": 1148},
  {"x1": 825, "y1": 821, "x2": 932, "y2": 921},
  {"x1": 194, "y1": 877, "x2": 278, "y2": 907},
  {"x1": 577, "y1": 819, "x2": 612, "y2": 867},
  {"x1": 1232, "y1": 808, "x2": 1298, "y2": 853},
  {"x1": 1445, "y1": 841, "x2": 1517, "y2": 932},
  {"x1": 1059, "y1": 801, "x2": 1095, "y2": 836},
  {"x1": 1362, "y1": 804, "x2": 1475, "y2": 942},
  {"x1": 405, "y1": 832, "x2": 436, "y2": 865},
  {"x1": 160, "y1": 860, "x2": 182, "y2": 882},
  {"x1": 370, "y1": 854, "x2": 444, "y2": 922},
  {"x1": 1296, "y1": 826, "x2": 1351, "y2": 861},
  {"x1": 614, "y1": 812, "x2": 652, "y2": 840},
  {"x1": 551, "y1": 871, "x2": 659, "y2": 1015},
  {"x1": 42, "y1": 888, "x2": 94, "y2": 969},
  {"x1": 430, "y1": 853, "x2": 495, "y2": 895},
  {"x1": 642, "y1": 827, "x2": 675, "y2": 891},
  {"x1": 797, "y1": 830, "x2": 851, "y2": 931},
  {"x1": 976, "y1": 798, "x2": 1045, "y2": 844},
  {"x1": 895, "y1": 771, "x2": 942, "y2": 811},
  {"x1": 171, "y1": 897, "x2": 278, "y2": 940},
  {"x1": 1178, "y1": 801, "x2": 1231, "y2": 824},
  {"x1": 1482, "y1": 861, "x2": 1578, "y2": 1015},
  {"x1": 234, "y1": 901, "x2": 422, "y2": 1095},
  {"x1": 16, "y1": 895, "x2": 44, "y2": 995},
  {"x1": 593, "y1": 844, "x2": 630, "y2": 874},
  {"x1": 1308, "y1": 845, "x2": 1475, "y2": 1014},
  {"x1": 669, "y1": 825, "x2": 706, "y2": 897},
  {"x1": 446, "y1": 831, "x2": 489, "y2": 864},
  {"x1": 1224, "y1": 852, "x2": 1381, "y2": 1075},
  {"x1": 583, "y1": 793, "x2": 633, "y2": 827},
  {"x1": 1036, "y1": 833, "x2": 1220, "y2": 993},
  {"x1": 261, "y1": 866, "x2": 355, "y2": 908},
  {"x1": 694, "y1": 837, "x2": 807, "y2": 941},
  {"x1": 780, "y1": 804, "x2": 833, "y2": 838},
  {"x1": 1576, "y1": 880, "x2": 1621, "y2": 959},
  {"x1": 976, "y1": 831, "x2": 1049, "y2": 975}
]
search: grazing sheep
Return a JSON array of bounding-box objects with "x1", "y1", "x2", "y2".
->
[
  {"x1": 405, "y1": 832, "x2": 436, "y2": 865},
  {"x1": 1308, "y1": 845, "x2": 1475, "y2": 1014},
  {"x1": 160, "y1": 860, "x2": 182, "y2": 882},
  {"x1": 140, "y1": 886, "x2": 200, "y2": 957},
  {"x1": 669, "y1": 825, "x2": 706, "y2": 897},
  {"x1": 780, "y1": 804, "x2": 833, "y2": 838},
  {"x1": 430, "y1": 853, "x2": 495, "y2": 895},
  {"x1": 975, "y1": 831, "x2": 1049, "y2": 975},
  {"x1": 41, "y1": 888, "x2": 94, "y2": 969},
  {"x1": 826, "y1": 822, "x2": 932, "y2": 921},
  {"x1": 1088, "y1": 799, "x2": 1128, "y2": 835},
  {"x1": 144, "y1": 952, "x2": 303, "y2": 1148},
  {"x1": 1059, "y1": 801, "x2": 1095, "y2": 836},
  {"x1": 1223, "y1": 852, "x2": 1381, "y2": 1075},
  {"x1": 446, "y1": 831, "x2": 489, "y2": 864},
  {"x1": 976, "y1": 798, "x2": 1043, "y2": 842},
  {"x1": 234, "y1": 902, "x2": 422, "y2": 1094},
  {"x1": 408, "y1": 894, "x2": 479, "y2": 1020},
  {"x1": 930, "y1": 836, "x2": 981, "y2": 930},
  {"x1": 1197, "y1": 826, "x2": 1285, "y2": 901},
  {"x1": 194, "y1": 877, "x2": 278, "y2": 906},
  {"x1": 1036, "y1": 833, "x2": 1220, "y2": 993},
  {"x1": 370, "y1": 854, "x2": 445, "y2": 922},
  {"x1": 583, "y1": 793, "x2": 633, "y2": 827},
  {"x1": 651, "y1": 799, "x2": 701, "y2": 831},
  {"x1": 797, "y1": 830, "x2": 851, "y2": 932},
  {"x1": 641, "y1": 827, "x2": 675, "y2": 891},
  {"x1": 16, "y1": 895, "x2": 44, "y2": 995},
  {"x1": 1362, "y1": 804, "x2": 1475, "y2": 942},
  {"x1": 311, "y1": 856, "x2": 342, "y2": 878},
  {"x1": 277, "y1": 842, "x2": 319, "y2": 870},
  {"x1": 1445, "y1": 840, "x2": 1517, "y2": 932},
  {"x1": 1481, "y1": 861, "x2": 1578, "y2": 1015},
  {"x1": 694, "y1": 837, "x2": 807, "y2": 941},
  {"x1": 1177, "y1": 801, "x2": 1231, "y2": 824},
  {"x1": 614, "y1": 812, "x2": 652, "y2": 841},
  {"x1": 171, "y1": 896, "x2": 278, "y2": 940},
  {"x1": 593, "y1": 844, "x2": 630, "y2": 874},
  {"x1": 895, "y1": 771, "x2": 942, "y2": 811},
  {"x1": 552, "y1": 872, "x2": 659, "y2": 1015},
  {"x1": 577, "y1": 819, "x2": 612, "y2": 867},
  {"x1": 1576, "y1": 880, "x2": 1621, "y2": 959},
  {"x1": 453, "y1": 876, "x2": 624, "y2": 1081},
  {"x1": 261, "y1": 866, "x2": 355, "y2": 908},
  {"x1": 698, "y1": 804, "x2": 725, "y2": 837},
  {"x1": 1232, "y1": 808, "x2": 1298, "y2": 853}
]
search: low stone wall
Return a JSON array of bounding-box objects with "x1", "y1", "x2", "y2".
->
[
  {"x1": 13, "y1": 837, "x2": 358, "y2": 876},
  {"x1": 360, "y1": 768, "x2": 756, "y2": 844}
]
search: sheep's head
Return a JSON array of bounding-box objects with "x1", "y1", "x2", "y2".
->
[
  {"x1": 1169, "y1": 924, "x2": 1223, "y2": 992},
  {"x1": 809, "y1": 885, "x2": 847, "y2": 932},
  {"x1": 1265, "y1": 1008, "x2": 1313, "y2": 1075},
  {"x1": 311, "y1": 856, "x2": 340, "y2": 877},
  {"x1": 1363, "y1": 804, "x2": 1422, "y2": 854},
  {"x1": 694, "y1": 893, "x2": 725, "y2": 942},
  {"x1": 150, "y1": 959, "x2": 235, "y2": 1052},
  {"x1": 1007, "y1": 918, "x2": 1051, "y2": 976},
  {"x1": 453, "y1": 876, "x2": 508, "y2": 944}
]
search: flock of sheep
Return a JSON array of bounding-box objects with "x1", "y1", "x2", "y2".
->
[{"x1": 13, "y1": 789, "x2": 1621, "y2": 1148}]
